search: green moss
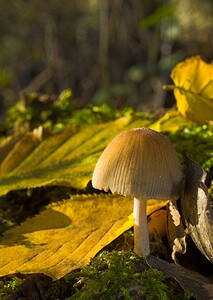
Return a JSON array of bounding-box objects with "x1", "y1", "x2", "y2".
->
[
  {"x1": 140, "y1": 269, "x2": 169, "y2": 300},
  {"x1": 167, "y1": 124, "x2": 213, "y2": 171},
  {"x1": 5, "y1": 90, "x2": 73, "y2": 134},
  {"x1": 63, "y1": 251, "x2": 191, "y2": 300},
  {"x1": 5, "y1": 90, "x2": 153, "y2": 135}
]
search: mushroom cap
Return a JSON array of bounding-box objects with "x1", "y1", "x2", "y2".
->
[{"x1": 92, "y1": 127, "x2": 182, "y2": 200}]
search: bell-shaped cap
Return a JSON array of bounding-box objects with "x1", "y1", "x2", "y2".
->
[{"x1": 92, "y1": 128, "x2": 182, "y2": 200}]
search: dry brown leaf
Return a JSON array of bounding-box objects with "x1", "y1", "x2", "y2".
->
[
  {"x1": 166, "y1": 200, "x2": 186, "y2": 263},
  {"x1": 147, "y1": 255, "x2": 213, "y2": 300},
  {"x1": 181, "y1": 156, "x2": 213, "y2": 263}
]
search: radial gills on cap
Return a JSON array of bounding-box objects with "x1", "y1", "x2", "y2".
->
[{"x1": 92, "y1": 127, "x2": 182, "y2": 200}]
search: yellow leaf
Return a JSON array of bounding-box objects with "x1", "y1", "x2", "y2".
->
[
  {"x1": 150, "y1": 110, "x2": 193, "y2": 132},
  {"x1": 0, "y1": 116, "x2": 151, "y2": 196},
  {"x1": 165, "y1": 56, "x2": 213, "y2": 124},
  {"x1": 0, "y1": 195, "x2": 167, "y2": 279}
]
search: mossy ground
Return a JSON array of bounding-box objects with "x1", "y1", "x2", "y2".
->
[{"x1": 61, "y1": 251, "x2": 191, "y2": 300}]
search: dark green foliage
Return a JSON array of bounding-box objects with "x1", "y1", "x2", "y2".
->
[
  {"x1": 0, "y1": 218, "x2": 14, "y2": 236},
  {"x1": 0, "y1": 275, "x2": 24, "y2": 299},
  {"x1": 0, "y1": 0, "x2": 212, "y2": 114},
  {"x1": 139, "y1": 3, "x2": 176, "y2": 29}
]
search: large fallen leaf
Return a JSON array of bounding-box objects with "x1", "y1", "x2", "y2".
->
[
  {"x1": 164, "y1": 56, "x2": 213, "y2": 124},
  {"x1": 0, "y1": 110, "x2": 193, "y2": 197},
  {"x1": 180, "y1": 156, "x2": 213, "y2": 263},
  {"x1": 0, "y1": 116, "x2": 151, "y2": 196},
  {"x1": 0, "y1": 194, "x2": 166, "y2": 279}
]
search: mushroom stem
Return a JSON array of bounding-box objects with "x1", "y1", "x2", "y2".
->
[{"x1": 133, "y1": 197, "x2": 150, "y2": 256}]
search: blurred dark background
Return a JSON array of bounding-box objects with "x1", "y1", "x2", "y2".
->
[{"x1": 0, "y1": 0, "x2": 212, "y2": 119}]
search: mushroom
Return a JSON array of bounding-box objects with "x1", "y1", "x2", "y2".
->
[{"x1": 92, "y1": 127, "x2": 182, "y2": 256}]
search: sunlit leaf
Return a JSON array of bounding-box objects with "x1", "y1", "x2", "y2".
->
[
  {"x1": 150, "y1": 110, "x2": 193, "y2": 132},
  {"x1": 0, "y1": 116, "x2": 152, "y2": 196},
  {"x1": 0, "y1": 194, "x2": 167, "y2": 279},
  {"x1": 164, "y1": 56, "x2": 213, "y2": 124}
]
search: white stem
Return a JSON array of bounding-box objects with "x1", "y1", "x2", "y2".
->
[{"x1": 133, "y1": 197, "x2": 150, "y2": 256}]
